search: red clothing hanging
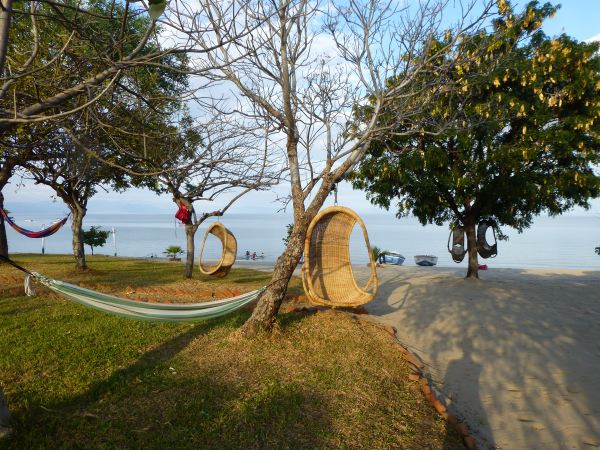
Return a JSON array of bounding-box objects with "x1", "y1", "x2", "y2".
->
[{"x1": 175, "y1": 202, "x2": 191, "y2": 224}]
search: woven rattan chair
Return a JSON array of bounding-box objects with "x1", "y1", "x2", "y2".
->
[
  {"x1": 302, "y1": 206, "x2": 378, "y2": 307},
  {"x1": 198, "y1": 222, "x2": 237, "y2": 278},
  {"x1": 477, "y1": 219, "x2": 498, "y2": 259},
  {"x1": 448, "y1": 225, "x2": 467, "y2": 263}
]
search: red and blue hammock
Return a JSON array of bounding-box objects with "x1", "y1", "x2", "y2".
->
[{"x1": 0, "y1": 209, "x2": 69, "y2": 239}]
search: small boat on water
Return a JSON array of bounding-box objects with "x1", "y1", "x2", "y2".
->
[
  {"x1": 379, "y1": 251, "x2": 405, "y2": 265},
  {"x1": 414, "y1": 255, "x2": 438, "y2": 266}
]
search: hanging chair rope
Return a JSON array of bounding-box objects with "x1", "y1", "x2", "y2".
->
[
  {"x1": 0, "y1": 209, "x2": 69, "y2": 239},
  {"x1": 198, "y1": 222, "x2": 237, "y2": 278},
  {"x1": 447, "y1": 225, "x2": 467, "y2": 263},
  {"x1": 302, "y1": 206, "x2": 378, "y2": 308},
  {"x1": 0, "y1": 255, "x2": 263, "y2": 322}
]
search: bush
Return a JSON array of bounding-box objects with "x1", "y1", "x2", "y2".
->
[{"x1": 164, "y1": 245, "x2": 184, "y2": 260}]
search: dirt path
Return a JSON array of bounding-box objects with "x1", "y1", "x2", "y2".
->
[{"x1": 362, "y1": 265, "x2": 600, "y2": 449}]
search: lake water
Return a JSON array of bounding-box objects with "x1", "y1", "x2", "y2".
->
[{"x1": 3, "y1": 212, "x2": 600, "y2": 270}]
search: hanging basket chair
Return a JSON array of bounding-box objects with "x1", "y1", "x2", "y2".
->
[
  {"x1": 198, "y1": 222, "x2": 237, "y2": 278},
  {"x1": 302, "y1": 206, "x2": 378, "y2": 307},
  {"x1": 448, "y1": 225, "x2": 467, "y2": 263},
  {"x1": 477, "y1": 219, "x2": 498, "y2": 259}
]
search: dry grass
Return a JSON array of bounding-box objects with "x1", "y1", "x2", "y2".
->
[{"x1": 0, "y1": 254, "x2": 462, "y2": 449}]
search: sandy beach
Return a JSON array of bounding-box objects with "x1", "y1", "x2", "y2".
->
[{"x1": 358, "y1": 265, "x2": 600, "y2": 449}]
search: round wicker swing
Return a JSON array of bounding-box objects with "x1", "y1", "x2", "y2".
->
[
  {"x1": 302, "y1": 206, "x2": 378, "y2": 307},
  {"x1": 198, "y1": 222, "x2": 237, "y2": 278},
  {"x1": 448, "y1": 225, "x2": 467, "y2": 263},
  {"x1": 477, "y1": 219, "x2": 498, "y2": 259}
]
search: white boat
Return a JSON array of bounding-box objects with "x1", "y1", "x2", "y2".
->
[
  {"x1": 379, "y1": 251, "x2": 405, "y2": 265},
  {"x1": 414, "y1": 255, "x2": 438, "y2": 266}
]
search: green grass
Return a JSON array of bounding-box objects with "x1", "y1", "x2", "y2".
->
[{"x1": 0, "y1": 255, "x2": 462, "y2": 449}]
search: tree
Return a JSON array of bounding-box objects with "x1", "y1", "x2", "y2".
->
[
  {"x1": 20, "y1": 127, "x2": 132, "y2": 269},
  {"x1": 82, "y1": 226, "x2": 110, "y2": 255},
  {"x1": 164, "y1": 245, "x2": 184, "y2": 261},
  {"x1": 136, "y1": 114, "x2": 277, "y2": 279},
  {"x1": 188, "y1": 0, "x2": 496, "y2": 334},
  {"x1": 351, "y1": 1, "x2": 600, "y2": 278},
  {"x1": 0, "y1": 0, "x2": 246, "y2": 259},
  {"x1": 0, "y1": 0, "x2": 160, "y2": 258}
]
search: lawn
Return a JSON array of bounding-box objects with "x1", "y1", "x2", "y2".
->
[{"x1": 0, "y1": 255, "x2": 462, "y2": 449}]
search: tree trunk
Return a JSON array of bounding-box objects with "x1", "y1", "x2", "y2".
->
[
  {"x1": 465, "y1": 222, "x2": 479, "y2": 279},
  {"x1": 184, "y1": 223, "x2": 198, "y2": 279},
  {"x1": 0, "y1": 191, "x2": 8, "y2": 258},
  {"x1": 238, "y1": 221, "x2": 307, "y2": 335},
  {"x1": 71, "y1": 208, "x2": 87, "y2": 269}
]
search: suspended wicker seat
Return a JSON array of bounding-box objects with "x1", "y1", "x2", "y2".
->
[
  {"x1": 302, "y1": 206, "x2": 378, "y2": 307},
  {"x1": 448, "y1": 225, "x2": 467, "y2": 263},
  {"x1": 477, "y1": 219, "x2": 498, "y2": 259},
  {"x1": 198, "y1": 222, "x2": 237, "y2": 278}
]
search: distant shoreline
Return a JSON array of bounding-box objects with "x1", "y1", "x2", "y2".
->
[{"x1": 6, "y1": 252, "x2": 600, "y2": 273}]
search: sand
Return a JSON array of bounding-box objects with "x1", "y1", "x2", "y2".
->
[{"x1": 359, "y1": 265, "x2": 600, "y2": 449}]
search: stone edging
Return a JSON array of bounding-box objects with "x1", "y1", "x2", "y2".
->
[{"x1": 377, "y1": 323, "x2": 478, "y2": 450}]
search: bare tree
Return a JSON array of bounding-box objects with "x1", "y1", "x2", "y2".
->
[
  {"x1": 183, "y1": 0, "x2": 496, "y2": 335},
  {"x1": 98, "y1": 110, "x2": 280, "y2": 278},
  {"x1": 160, "y1": 124, "x2": 279, "y2": 279}
]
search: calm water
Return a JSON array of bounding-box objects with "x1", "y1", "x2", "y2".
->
[{"x1": 3, "y1": 212, "x2": 600, "y2": 270}]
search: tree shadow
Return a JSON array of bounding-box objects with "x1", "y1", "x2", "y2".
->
[
  {"x1": 366, "y1": 266, "x2": 600, "y2": 449},
  {"x1": 2, "y1": 315, "x2": 333, "y2": 449}
]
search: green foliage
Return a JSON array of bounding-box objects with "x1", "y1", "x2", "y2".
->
[
  {"x1": 164, "y1": 245, "x2": 184, "y2": 260},
  {"x1": 352, "y1": 1, "x2": 600, "y2": 236},
  {"x1": 0, "y1": 255, "x2": 459, "y2": 449},
  {"x1": 370, "y1": 245, "x2": 385, "y2": 262},
  {"x1": 82, "y1": 226, "x2": 110, "y2": 255},
  {"x1": 282, "y1": 223, "x2": 294, "y2": 245}
]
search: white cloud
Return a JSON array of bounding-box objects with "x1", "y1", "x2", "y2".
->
[{"x1": 585, "y1": 33, "x2": 600, "y2": 42}]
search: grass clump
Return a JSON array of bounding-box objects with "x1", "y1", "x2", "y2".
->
[{"x1": 0, "y1": 254, "x2": 461, "y2": 449}]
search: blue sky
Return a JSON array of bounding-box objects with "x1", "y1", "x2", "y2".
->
[{"x1": 4, "y1": 0, "x2": 600, "y2": 217}]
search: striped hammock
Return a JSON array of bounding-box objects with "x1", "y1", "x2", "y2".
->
[
  {"x1": 1, "y1": 209, "x2": 69, "y2": 239},
  {"x1": 27, "y1": 273, "x2": 264, "y2": 322}
]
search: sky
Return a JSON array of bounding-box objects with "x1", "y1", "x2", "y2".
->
[{"x1": 4, "y1": 0, "x2": 600, "y2": 217}]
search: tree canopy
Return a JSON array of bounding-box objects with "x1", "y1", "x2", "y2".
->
[{"x1": 351, "y1": 1, "x2": 600, "y2": 277}]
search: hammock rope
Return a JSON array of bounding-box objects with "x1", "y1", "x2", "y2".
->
[
  {"x1": 0, "y1": 255, "x2": 264, "y2": 323},
  {"x1": 0, "y1": 209, "x2": 69, "y2": 239}
]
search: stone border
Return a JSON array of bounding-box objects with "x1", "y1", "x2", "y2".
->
[{"x1": 285, "y1": 303, "x2": 478, "y2": 450}]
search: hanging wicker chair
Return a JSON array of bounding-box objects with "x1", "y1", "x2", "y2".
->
[
  {"x1": 448, "y1": 225, "x2": 467, "y2": 263},
  {"x1": 477, "y1": 219, "x2": 498, "y2": 259},
  {"x1": 302, "y1": 206, "x2": 378, "y2": 307},
  {"x1": 198, "y1": 222, "x2": 237, "y2": 278}
]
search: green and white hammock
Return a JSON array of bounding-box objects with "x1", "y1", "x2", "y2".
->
[
  {"x1": 2, "y1": 256, "x2": 263, "y2": 323},
  {"x1": 27, "y1": 273, "x2": 264, "y2": 322}
]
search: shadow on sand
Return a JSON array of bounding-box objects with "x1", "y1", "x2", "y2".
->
[{"x1": 367, "y1": 265, "x2": 600, "y2": 449}]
